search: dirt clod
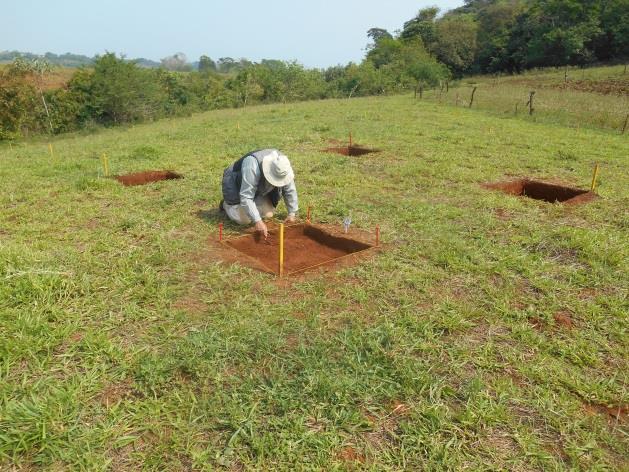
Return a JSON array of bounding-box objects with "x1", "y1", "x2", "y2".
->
[
  {"x1": 483, "y1": 179, "x2": 595, "y2": 204},
  {"x1": 116, "y1": 170, "x2": 183, "y2": 186}
]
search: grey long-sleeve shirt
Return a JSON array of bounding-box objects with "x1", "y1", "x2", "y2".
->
[{"x1": 239, "y1": 155, "x2": 299, "y2": 223}]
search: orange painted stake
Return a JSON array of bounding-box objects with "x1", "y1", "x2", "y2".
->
[
  {"x1": 375, "y1": 225, "x2": 380, "y2": 247},
  {"x1": 219, "y1": 223, "x2": 223, "y2": 241}
]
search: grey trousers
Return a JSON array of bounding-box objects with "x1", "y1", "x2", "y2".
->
[{"x1": 223, "y1": 195, "x2": 275, "y2": 224}]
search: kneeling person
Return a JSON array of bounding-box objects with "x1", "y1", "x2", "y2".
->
[{"x1": 221, "y1": 149, "x2": 298, "y2": 238}]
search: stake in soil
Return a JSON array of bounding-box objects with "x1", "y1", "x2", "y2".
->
[{"x1": 224, "y1": 223, "x2": 374, "y2": 276}]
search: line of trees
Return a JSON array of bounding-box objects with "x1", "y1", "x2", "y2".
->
[
  {"x1": 2, "y1": 0, "x2": 627, "y2": 141},
  {"x1": 380, "y1": 0, "x2": 628, "y2": 76},
  {"x1": 0, "y1": 47, "x2": 449, "y2": 140}
]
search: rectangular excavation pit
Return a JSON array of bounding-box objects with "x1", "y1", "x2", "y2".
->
[
  {"x1": 483, "y1": 179, "x2": 595, "y2": 204},
  {"x1": 116, "y1": 170, "x2": 183, "y2": 186},
  {"x1": 224, "y1": 223, "x2": 374, "y2": 275},
  {"x1": 324, "y1": 145, "x2": 379, "y2": 157}
]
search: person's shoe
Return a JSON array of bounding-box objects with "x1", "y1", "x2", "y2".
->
[{"x1": 218, "y1": 199, "x2": 225, "y2": 213}]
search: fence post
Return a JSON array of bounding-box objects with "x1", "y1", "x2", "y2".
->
[{"x1": 469, "y1": 87, "x2": 477, "y2": 108}]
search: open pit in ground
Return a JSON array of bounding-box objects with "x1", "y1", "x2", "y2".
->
[
  {"x1": 484, "y1": 179, "x2": 595, "y2": 204},
  {"x1": 116, "y1": 170, "x2": 183, "y2": 186},
  {"x1": 324, "y1": 145, "x2": 380, "y2": 157},
  {"x1": 224, "y1": 223, "x2": 374, "y2": 275}
]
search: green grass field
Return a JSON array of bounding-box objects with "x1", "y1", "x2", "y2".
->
[
  {"x1": 423, "y1": 64, "x2": 629, "y2": 133},
  {"x1": 1, "y1": 94, "x2": 628, "y2": 470}
]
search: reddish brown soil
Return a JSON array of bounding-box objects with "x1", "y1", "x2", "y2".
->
[
  {"x1": 325, "y1": 145, "x2": 379, "y2": 156},
  {"x1": 584, "y1": 402, "x2": 629, "y2": 422},
  {"x1": 553, "y1": 311, "x2": 574, "y2": 329},
  {"x1": 116, "y1": 170, "x2": 183, "y2": 186},
  {"x1": 225, "y1": 224, "x2": 373, "y2": 275},
  {"x1": 529, "y1": 312, "x2": 574, "y2": 331},
  {"x1": 337, "y1": 446, "x2": 366, "y2": 464},
  {"x1": 483, "y1": 179, "x2": 595, "y2": 204}
]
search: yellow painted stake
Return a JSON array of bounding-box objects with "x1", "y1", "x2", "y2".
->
[
  {"x1": 48, "y1": 143, "x2": 54, "y2": 159},
  {"x1": 101, "y1": 153, "x2": 110, "y2": 177},
  {"x1": 590, "y1": 163, "x2": 600, "y2": 191},
  {"x1": 279, "y1": 223, "x2": 285, "y2": 277}
]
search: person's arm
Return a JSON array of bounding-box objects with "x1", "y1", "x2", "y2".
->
[
  {"x1": 239, "y1": 156, "x2": 262, "y2": 223},
  {"x1": 283, "y1": 180, "x2": 299, "y2": 218}
]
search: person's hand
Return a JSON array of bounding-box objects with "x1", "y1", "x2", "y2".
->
[
  {"x1": 285, "y1": 214, "x2": 297, "y2": 224},
  {"x1": 254, "y1": 220, "x2": 268, "y2": 239}
]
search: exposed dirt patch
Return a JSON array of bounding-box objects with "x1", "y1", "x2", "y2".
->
[
  {"x1": 361, "y1": 402, "x2": 408, "y2": 454},
  {"x1": 173, "y1": 296, "x2": 208, "y2": 315},
  {"x1": 100, "y1": 379, "x2": 136, "y2": 408},
  {"x1": 529, "y1": 311, "x2": 574, "y2": 332},
  {"x1": 116, "y1": 170, "x2": 183, "y2": 186},
  {"x1": 223, "y1": 223, "x2": 375, "y2": 276},
  {"x1": 553, "y1": 311, "x2": 574, "y2": 329},
  {"x1": 337, "y1": 446, "x2": 366, "y2": 464},
  {"x1": 484, "y1": 179, "x2": 595, "y2": 204},
  {"x1": 494, "y1": 208, "x2": 514, "y2": 220},
  {"x1": 324, "y1": 145, "x2": 380, "y2": 156},
  {"x1": 528, "y1": 317, "x2": 544, "y2": 331},
  {"x1": 584, "y1": 402, "x2": 629, "y2": 423},
  {"x1": 54, "y1": 331, "x2": 84, "y2": 355}
]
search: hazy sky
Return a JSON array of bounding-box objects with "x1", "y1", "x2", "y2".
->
[{"x1": 3, "y1": 0, "x2": 464, "y2": 68}]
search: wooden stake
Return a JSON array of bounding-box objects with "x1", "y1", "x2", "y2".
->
[
  {"x1": 621, "y1": 113, "x2": 628, "y2": 135},
  {"x1": 101, "y1": 153, "x2": 110, "y2": 177},
  {"x1": 219, "y1": 222, "x2": 223, "y2": 242},
  {"x1": 469, "y1": 87, "x2": 477, "y2": 108},
  {"x1": 527, "y1": 91, "x2": 536, "y2": 115},
  {"x1": 306, "y1": 206, "x2": 311, "y2": 223},
  {"x1": 591, "y1": 163, "x2": 600, "y2": 192},
  {"x1": 375, "y1": 225, "x2": 380, "y2": 247},
  {"x1": 279, "y1": 223, "x2": 285, "y2": 277},
  {"x1": 48, "y1": 143, "x2": 54, "y2": 159},
  {"x1": 349, "y1": 131, "x2": 353, "y2": 148}
]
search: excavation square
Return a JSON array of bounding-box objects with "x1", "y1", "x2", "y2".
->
[
  {"x1": 324, "y1": 145, "x2": 379, "y2": 156},
  {"x1": 224, "y1": 223, "x2": 373, "y2": 275},
  {"x1": 116, "y1": 170, "x2": 183, "y2": 186},
  {"x1": 484, "y1": 179, "x2": 595, "y2": 204}
]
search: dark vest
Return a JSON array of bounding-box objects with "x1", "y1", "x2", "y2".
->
[{"x1": 222, "y1": 149, "x2": 281, "y2": 206}]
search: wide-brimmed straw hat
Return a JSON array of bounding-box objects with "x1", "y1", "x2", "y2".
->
[{"x1": 262, "y1": 151, "x2": 294, "y2": 187}]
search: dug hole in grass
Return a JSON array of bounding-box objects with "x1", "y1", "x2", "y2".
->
[
  {"x1": 483, "y1": 179, "x2": 596, "y2": 204},
  {"x1": 223, "y1": 223, "x2": 376, "y2": 276},
  {"x1": 115, "y1": 170, "x2": 183, "y2": 186},
  {"x1": 324, "y1": 145, "x2": 380, "y2": 157}
]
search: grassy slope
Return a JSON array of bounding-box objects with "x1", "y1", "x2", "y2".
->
[
  {"x1": 424, "y1": 64, "x2": 629, "y2": 132},
  {"x1": 0, "y1": 95, "x2": 627, "y2": 470}
]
